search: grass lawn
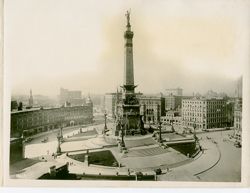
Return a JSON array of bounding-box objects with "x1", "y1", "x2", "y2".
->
[
  {"x1": 68, "y1": 150, "x2": 118, "y2": 167},
  {"x1": 10, "y1": 158, "x2": 41, "y2": 175},
  {"x1": 168, "y1": 142, "x2": 197, "y2": 156}
]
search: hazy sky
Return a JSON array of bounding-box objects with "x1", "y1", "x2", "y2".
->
[{"x1": 5, "y1": 0, "x2": 249, "y2": 96}]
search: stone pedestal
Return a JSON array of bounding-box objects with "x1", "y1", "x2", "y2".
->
[
  {"x1": 84, "y1": 154, "x2": 89, "y2": 166},
  {"x1": 49, "y1": 165, "x2": 56, "y2": 178}
]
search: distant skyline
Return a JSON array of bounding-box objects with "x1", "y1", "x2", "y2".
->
[{"x1": 5, "y1": 0, "x2": 248, "y2": 97}]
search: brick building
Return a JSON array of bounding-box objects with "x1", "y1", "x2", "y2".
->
[{"x1": 11, "y1": 103, "x2": 93, "y2": 138}]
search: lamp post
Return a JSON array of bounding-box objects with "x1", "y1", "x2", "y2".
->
[
  {"x1": 120, "y1": 120, "x2": 125, "y2": 148},
  {"x1": 56, "y1": 126, "x2": 63, "y2": 155},
  {"x1": 121, "y1": 124, "x2": 125, "y2": 147},
  {"x1": 157, "y1": 104, "x2": 162, "y2": 142},
  {"x1": 125, "y1": 112, "x2": 129, "y2": 135},
  {"x1": 56, "y1": 133, "x2": 62, "y2": 155},
  {"x1": 158, "y1": 121, "x2": 162, "y2": 143},
  {"x1": 170, "y1": 117, "x2": 175, "y2": 133},
  {"x1": 193, "y1": 119, "x2": 197, "y2": 140},
  {"x1": 104, "y1": 112, "x2": 107, "y2": 134}
]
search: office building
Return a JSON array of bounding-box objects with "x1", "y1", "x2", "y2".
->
[{"x1": 182, "y1": 98, "x2": 230, "y2": 130}]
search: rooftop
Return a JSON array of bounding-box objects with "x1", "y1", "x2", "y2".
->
[{"x1": 11, "y1": 105, "x2": 90, "y2": 115}]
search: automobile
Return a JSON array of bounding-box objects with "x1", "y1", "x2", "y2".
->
[
  {"x1": 234, "y1": 141, "x2": 242, "y2": 148},
  {"x1": 41, "y1": 137, "x2": 48, "y2": 143},
  {"x1": 24, "y1": 137, "x2": 33, "y2": 143},
  {"x1": 154, "y1": 168, "x2": 162, "y2": 175}
]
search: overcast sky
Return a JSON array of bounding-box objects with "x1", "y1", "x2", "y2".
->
[{"x1": 4, "y1": 0, "x2": 249, "y2": 96}]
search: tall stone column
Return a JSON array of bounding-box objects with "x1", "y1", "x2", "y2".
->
[
  {"x1": 115, "y1": 10, "x2": 144, "y2": 136},
  {"x1": 124, "y1": 10, "x2": 134, "y2": 88}
]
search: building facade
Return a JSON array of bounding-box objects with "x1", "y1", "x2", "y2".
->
[
  {"x1": 59, "y1": 88, "x2": 84, "y2": 106},
  {"x1": 161, "y1": 110, "x2": 182, "y2": 126},
  {"x1": 11, "y1": 103, "x2": 93, "y2": 138},
  {"x1": 234, "y1": 98, "x2": 242, "y2": 130},
  {"x1": 139, "y1": 95, "x2": 165, "y2": 124},
  {"x1": 10, "y1": 138, "x2": 23, "y2": 164},
  {"x1": 28, "y1": 89, "x2": 33, "y2": 107},
  {"x1": 165, "y1": 88, "x2": 183, "y2": 96},
  {"x1": 182, "y1": 98, "x2": 230, "y2": 130},
  {"x1": 104, "y1": 92, "x2": 121, "y2": 118},
  {"x1": 165, "y1": 94, "x2": 182, "y2": 111}
]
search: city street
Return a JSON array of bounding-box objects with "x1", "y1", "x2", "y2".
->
[
  {"x1": 158, "y1": 130, "x2": 241, "y2": 182},
  {"x1": 196, "y1": 130, "x2": 241, "y2": 182}
]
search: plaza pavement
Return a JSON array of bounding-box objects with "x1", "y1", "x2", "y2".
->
[
  {"x1": 14, "y1": 161, "x2": 65, "y2": 179},
  {"x1": 17, "y1": 124, "x2": 240, "y2": 181},
  {"x1": 56, "y1": 153, "x2": 135, "y2": 176},
  {"x1": 24, "y1": 125, "x2": 110, "y2": 158}
]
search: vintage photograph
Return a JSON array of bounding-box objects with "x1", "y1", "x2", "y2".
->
[{"x1": 3, "y1": 0, "x2": 249, "y2": 186}]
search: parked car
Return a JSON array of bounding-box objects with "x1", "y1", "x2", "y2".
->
[
  {"x1": 24, "y1": 137, "x2": 33, "y2": 143},
  {"x1": 234, "y1": 141, "x2": 241, "y2": 148},
  {"x1": 41, "y1": 137, "x2": 48, "y2": 143}
]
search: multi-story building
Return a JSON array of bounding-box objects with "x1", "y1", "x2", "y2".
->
[
  {"x1": 234, "y1": 97, "x2": 242, "y2": 130},
  {"x1": 10, "y1": 138, "x2": 23, "y2": 164},
  {"x1": 104, "y1": 92, "x2": 120, "y2": 118},
  {"x1": 59, "y1": 88, "x2": 84, "y2": 106},
  {"x1": 182, "y1": 98, "x2": 230, "y2": 130},
  {"x1": 139, "y1": 95, "x2": 165, "y2": 124},
  {"x1": 28, "y1": 89, "x2": 33, "y2": 107},
  {"x1": 225, "y1": 100, "x2": 234, "y2": 127},
  {"x1": 165, "y1": 88, "x2": 183, "y2": 96},
  {"x1": 104, "y1": 91, "x2": 145, "y2": 119},
  {"x1": 165, "y1": 94, "x2": 182, "y2": 111},
  {"x1": 161, "y1": 110, "x2": 182, "y2": 126},
  {"x1": 233, "y1": 76, "x2": 242, "y2": 130},
  {"x1": 11, "y1": 101, "x2": 18, "y2": 111},
  {"x1": 11, "y1": 101, "x2": 93, "y2": 138},
  {"x1": 104, "y1": 91, "x2": 165, "y2": 124}
]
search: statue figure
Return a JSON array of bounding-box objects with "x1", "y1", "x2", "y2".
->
[{"x1": 125, "y1": 10, "x2": 130, "y2": 25}]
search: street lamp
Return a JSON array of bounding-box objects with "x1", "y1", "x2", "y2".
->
[
  {"x1": 193, "y1": 119, "x2": 196, "y2": 135},
  {"x1": 104, "y1": 112, "x2": 108, "y2": 134},
  {"x1": 170, "y1": 116, "x2": 175, "y2": 133},
  {"x1": 56, "y1": 132, "x2": 62, "y2": 155},
  {"x1": 56, "y1": 126, "x2": 63, "y2": 155},
  {"x1": 120, "y1": 119, "x2": 125, "y2": 148},
  {"x1": 193, "y1": 119, "x2": 199, "y2": 144},
  {"x1": 158, "y1": 121, "x2": 162, "y2": 143}
]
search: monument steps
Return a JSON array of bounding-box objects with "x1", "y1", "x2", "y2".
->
[
  {"x1": 124, "y1": 137, "x2": 156, "y2": 149},
  {"x1": 126, "y1": 146, "x2": 170, "y2": 157}
]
